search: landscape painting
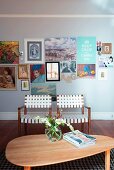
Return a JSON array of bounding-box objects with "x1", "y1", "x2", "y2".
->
[
  {"x1": 31, "y1": 83, "x2": 56, "y2": 100},
  {"x1": 45, "y1": 37, "x2": 76, "y2": 61}
]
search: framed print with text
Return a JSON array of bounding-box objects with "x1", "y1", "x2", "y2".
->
[{"x1": 24, "y1": 39, "x2": 44, "y2": 64}]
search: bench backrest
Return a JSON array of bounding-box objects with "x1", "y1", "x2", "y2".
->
[
  {"x1": 24, "y1": 95, "x2": 52, "y2": 108},
  {"x1": 57, "y1": 94, "x2": 84, "y2": 108}
]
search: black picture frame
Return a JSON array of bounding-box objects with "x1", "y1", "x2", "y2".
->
[{"x1": 45, "y1": 62, "x2": 60, "y2": 81}]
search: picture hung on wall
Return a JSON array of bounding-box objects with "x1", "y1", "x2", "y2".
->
[
  {"x1": 30, "y1": 64, "x2": 45, "y2": 83},
  {"x1": 18, "y1": 64, "x2": 29, "y2": 79},
  {"x1": 61, "y1": 61, "x2": 76, "y2": 73},
  {"x1": 102, "y1": 43, "x2": 112, "y2": 54},
  {"x1": 0, "y1": 65, "x2": 17, "y2": 90},
  {"x1": 77, "y1": 36, "x2": 96, "y2": 64},
  {"x1": 0, "y1": 41, "x2": 19, "y2": 64},
  {"x1": 21, "y1": 80, "x2": 30, "y2": 91},
  {"x1": 97, "y1": 41, "x2": 102, "y2": 55},
  {"x1": 31, "y1": 83, "x2": 56, "y2": 100},
  {"x1": 45, "y1": 37, "x2": 76, "y2": 62},
  {"x1": 45, "y1": 62, "x2": 60, "y2": 81},
  {"x1": 24, "y1": 39, "x2": 44, "y2": 64},
  {"x1": 77, "y1": 64, "x2": 95, "y2": 78},
  {"x1": 61, "y1": 73, "x2": 77, "y2": 83},
  {"x1": 98, "y1": 56, "x2": 113, "y2": 68},
  {"x1": 98, "y1": 69, "x2": 107, "y2": 80}
]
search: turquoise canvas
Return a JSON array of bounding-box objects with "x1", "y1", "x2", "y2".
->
[{"x1": 77, "y1": 36, "x2": 96, "y2": 64}]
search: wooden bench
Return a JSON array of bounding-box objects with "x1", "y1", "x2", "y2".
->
[
  {"x1": 57, "y1": 94, "x2": 91, "y2": 134},
  {"x1": 18, "y1": 95, "x2": 52, "y2": 135}
]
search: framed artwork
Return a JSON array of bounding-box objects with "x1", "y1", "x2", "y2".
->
[
  {"x1": 21, "y1": 80, "x2": 30, "y2": 91},
  {"x1": 98, "y1": 69, "x2": 107, "y2": 80},
  {"x1": 102, "y1": 43, "x2": 112, "y2": 54},
  {"x1": 24, "y1": 39, "x2": 44, "y2": 64},
  {"x1": 45, "y1": 62, "x2": 60, "y2": 81},
  {"x1": 31, "y1": 83, "x2": 56, "y2": 100},
  {"x1": 30, "y1": 64, "x2": 45, "y2": 83},
  {"x1": 0, "y1": 65, "x2": 17, "y2": 90},
  {"x1": 77, "y1": 64, "x2": 95, "y2": 78},
  {"x1": 0, "y1": 41, "x2": 19, "y2": 64},
  {"x1": 18, "y1": 64, "x2": 29, "y2": 79},
  {"x1": 45, "y1": 37, "x2": 76, "y2": 62}
]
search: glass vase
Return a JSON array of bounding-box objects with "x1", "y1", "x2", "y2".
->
[{"x1": 45, "y1": 127, "x2": 62, "y2": 142}]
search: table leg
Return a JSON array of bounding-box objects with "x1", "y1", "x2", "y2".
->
[
  {"x1": 105, "y1": 149, "x2": 110, "y2": 170},
  {"x1": 24, "y1": 166, "x2": 31, "y2": 170}
]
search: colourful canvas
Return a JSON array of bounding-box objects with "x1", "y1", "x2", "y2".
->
[
  {"x1": 30, "y1": 64, "x2": 45, "y2": 83},
  {"x1": 77, "y1": 64, "x2": 95, "y2": 78},
  {"x1": 0, "y1": 41, "x2": 19, "y2": 64}
]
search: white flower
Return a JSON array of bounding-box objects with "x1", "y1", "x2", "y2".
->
[
  {"x1": 35, "y1": 115, "x2": 74, "y2": 132},
  {"x1": 55, "y1": 118, "x2": 65, "y2": 125}
]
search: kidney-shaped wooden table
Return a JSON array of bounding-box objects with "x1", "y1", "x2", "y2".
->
[{"x1": 6, "y1": 134, "x2": 114, "y2": 170}]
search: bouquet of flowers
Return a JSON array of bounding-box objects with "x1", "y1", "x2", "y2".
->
[{"x1": 35, "y1": 115, "x2": 74, "y2": 142}]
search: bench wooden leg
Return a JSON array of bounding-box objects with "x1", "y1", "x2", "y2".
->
[
  {"x1": 81, "y1": 123, "x2": 84, "y2": 132},
  {"x1": 18, "y1": 119, "x2": 21, "y2": 136},
  {"x1": 105, "y1": 149, "x2": 110, "y2": 170},
  {"x1": 24, "y1": 123, "x2": 27, "y2": 135}
]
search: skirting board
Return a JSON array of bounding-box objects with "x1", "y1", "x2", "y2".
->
[{"x1": 0, "y1": 112, "x2": 114, "y2": 120}]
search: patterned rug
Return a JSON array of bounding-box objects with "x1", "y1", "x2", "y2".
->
[{"x1": 0, "y1": 149, "x2": 114, "y2": 170}]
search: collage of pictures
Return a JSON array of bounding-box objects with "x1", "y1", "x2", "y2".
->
[{"x1": 0, "y1": 37, "x2": 113, "y2": 97}]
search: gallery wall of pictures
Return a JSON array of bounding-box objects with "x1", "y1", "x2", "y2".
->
[{"x1": 0, "y1": 38, "x2": 113, "y2": 98}]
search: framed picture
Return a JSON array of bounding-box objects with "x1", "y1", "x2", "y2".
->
[
  {"x1": 0, "y1": 65, "x2": 17, "y2": 90},
  {"x1": 21, "y1": 80, "x2": 30, "y2": 91},
  {"x1": 24, "y1": 39, "x2": 44, "y2": 64},
  {"x1": 30, "y1": 64, "x2": 45, "y2": 83},
  {"x1": 45, "y1": 62, "x2": 60, "y2": 81},
  {"x1": 102, "y1": 43, "x2": 112, "y2": 54},
  {"x1": 18, "y1": 64, "x2": 29, "y2": 79},
  {"x1": 0, "y1": 41, "x2": 19, "y2": 64}
]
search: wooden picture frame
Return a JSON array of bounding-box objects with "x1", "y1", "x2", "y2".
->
[
  {"x1": 45, "y1": 62, "x2": 60, "y2": 81},
  {"x1": 24, "y1": 39, "x2": 44, "y2": 64},
  {"x1": 21, "y1": 80, "x2": 30, "y2": 91},
  {"x1": 0, "y1": 65, "x2": 17, "y2": 90},
  {"x1": 18, "y1": 64, "x2": 29, "y2": 79}
]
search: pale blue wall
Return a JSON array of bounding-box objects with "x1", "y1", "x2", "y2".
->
[{"x1": 0, "y1": 0, "x2": 114, "y2": 116}]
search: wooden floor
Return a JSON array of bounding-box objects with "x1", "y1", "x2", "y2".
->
[{"x1": 0, "y1": 120, "x2": 114, "y2": 151}]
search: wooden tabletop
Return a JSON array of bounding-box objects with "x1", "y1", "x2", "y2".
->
[{"x1": 6, "y1": 134, "x2": 114, "y2": 168}]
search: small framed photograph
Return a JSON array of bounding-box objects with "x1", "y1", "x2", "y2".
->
[
  {"x1": 0, "y1": 65, "x2": 17, "y2": 90},
  {"x1": 24, "y1": 39, "x2": 44, "y2": 63},
  {"x1": 45, "y1": 62, "x2": 60, "y2": 81},
  {"x1": 18, "y1": 64, "x2": 29, "y2": 79},
  {"x1": 21, "y1": 80, "x2": 30, "y2": 91}
]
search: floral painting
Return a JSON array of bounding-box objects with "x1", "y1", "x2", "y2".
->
[{"x1": 0, "y1": 41, "x2": 19, "y2": 64}]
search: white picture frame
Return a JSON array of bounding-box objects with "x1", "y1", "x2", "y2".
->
[{"x1": 24, "y1": 39, "x2": 44, "y2": 64}]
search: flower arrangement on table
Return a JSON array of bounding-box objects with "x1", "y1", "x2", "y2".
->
[{"x1": 35, "y1": 115, "x2": 74, "y2": 142}]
